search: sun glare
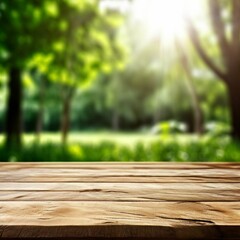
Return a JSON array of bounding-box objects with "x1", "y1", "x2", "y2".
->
[{"x1": 132, "y1": 0, "x2": 204, "y2": 45}]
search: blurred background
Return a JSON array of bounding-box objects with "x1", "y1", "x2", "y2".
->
[{"x1": 0, "y1": 0, "x2": 240, "y2": 162}]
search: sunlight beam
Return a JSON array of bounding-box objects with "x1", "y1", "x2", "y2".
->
[{"x1": 131, "y1": 0, "x2": 204, "y2": 46}]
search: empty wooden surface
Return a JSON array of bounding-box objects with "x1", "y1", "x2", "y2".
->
[{"x1": 0, "y1": 162, "x2": 239, "y2": 240}]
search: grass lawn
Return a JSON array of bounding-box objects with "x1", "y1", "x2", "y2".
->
[
  {"x1": 0, "y1": 132, "x2": 201, "y2": 145},
  {"x1": 0, "y1": 132, "x2": 239, "y2": 162}
]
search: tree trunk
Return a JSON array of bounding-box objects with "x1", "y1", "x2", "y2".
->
[
  {"x1": 5, "y1": 67, "x2": 22, "y2": 149},
  {"x1": 227, "y1": 79, "x2": 240, "y2": 141},
  {"x1": 176, "y1": 41, "x2": 204, "y2": 134},
  {"x1": 153, "y1": 108, "x2": 161, "y2": 125},
  {"x1": 186, "y1": 77, "x2": 204, "y2": 134},
  {"x1": 112, "y1": 109, "x2": 119, "y2": 131},
  {"x1": 61, "y1": 97, "x2": 71, "y2": 145},
  {"x1": 36, "y1": 76, "x2": 45, "y2": 141}
]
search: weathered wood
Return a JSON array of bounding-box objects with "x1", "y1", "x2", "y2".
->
[
  {"x1": 1, "y1": 162, "x2": 239, "y2": 169},
  {"x1": 0, "y1": 183, "x2": 239, "y2": 202},
  {"x1": 1, "y1": 168, "x2": 239, "y2": 177},
  {"x1": 0, "y1": 163, "x2": 239, "y2": 240},
  {"x1": 0, "y1": 201, "x2": 240, "y2": 239},
  {"x1": 1, "y1": 175, "x2": 239, "y2": 183}
]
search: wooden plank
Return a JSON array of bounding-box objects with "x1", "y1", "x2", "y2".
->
[
  {"x1": 1, "y1": 168, "x2": 239, "y2": 177},
  {"x1": 0, "y1": 182, "x2": 238, "y2": 191},
  {"x1": 0, "y1": 183, "x2": 239, "y2": 202},
  {"x1": 1, "y1": 162, "x2": 239, "y2": 169},
  {"x1": 0, "y1": 201, "x2": 239, "y2": 239},
  {"x1": 1, "y1": 164, "x2": 239, "y2": 184},
  {"x1": 0, "y1": 163, "x2": 239, "y2": 239},
  {"x1": 0, "y1": 175, "x2": 239, "y2": 183}
]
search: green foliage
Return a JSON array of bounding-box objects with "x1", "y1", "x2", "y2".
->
[
  {"x1": 8, "y1": 65, "x2": 230, "y2": 132},
  {"x1": 0, "y1": 0, "x2": 63, "y2": 68},
  {"x1": 205, "y1": 121, "x2": 230, "y2": 137},
  {"x1": 152, "y1": 121, "x2": 187, "y2": 135},
  {"x1": 0, "y1": 0, "x2": 234, "y2": 143},
  {"x1": 0, "y1": 136, "x2": 239, "y2": 162},
  {"x1": 47, "y1": 0, "x2": 126, "y2": 90}
]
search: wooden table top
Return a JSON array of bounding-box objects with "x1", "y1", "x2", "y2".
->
[{"x1": 0, "y1": 162, "x2": 239, "y2": 240}]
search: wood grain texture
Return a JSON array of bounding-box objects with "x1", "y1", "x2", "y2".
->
[
  {"x1": 0, "y1": 201, "x2": 240, "y2": 239},
  {"x1": 0, "y1": 182, "x2": 239, "y2": 202},
  {"x1": 0, "y1": 163, "x2": 239, "y2": 240},
  {"x1": 1, "y1": 168, "x2": 239, "y2": 182},
  {"x1": 1, "y1": 168, "x2": 240, "y2": 177},
  {"x1": 1, "y1": 162, "x2": 240, "y2": 169},
  {"x1": 1, "y1": 175, "x2": 239, "y2": 183}
]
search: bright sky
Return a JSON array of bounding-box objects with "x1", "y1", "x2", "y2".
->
[{"x1": 100, "y1": 0, "x2": 205, "y2": 44}]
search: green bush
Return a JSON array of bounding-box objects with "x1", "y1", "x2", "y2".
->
[
  {"x1": 151, "y1": 120, "x2": 187, "y2": 135},
  {"x1": 0, "y1": 137, "x2": 240, "y2": 162},
  {"x1": 205, "y1": 121, "x2": 230, "y2": 137}
]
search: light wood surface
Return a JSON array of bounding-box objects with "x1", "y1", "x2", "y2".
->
[{"x1": 0, "y1": 162, "x2": 239, "y2": 240}]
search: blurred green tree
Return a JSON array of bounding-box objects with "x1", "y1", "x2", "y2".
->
[
  {"x1": 188, "y1": 0, "x2": 240, "y2": 140},
  {"x1": 0, "y1": 0, "x2": 66, "y2": 147},
  {"x1": 48, "y1": 2, "x2": 126, "y2": 144}
]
